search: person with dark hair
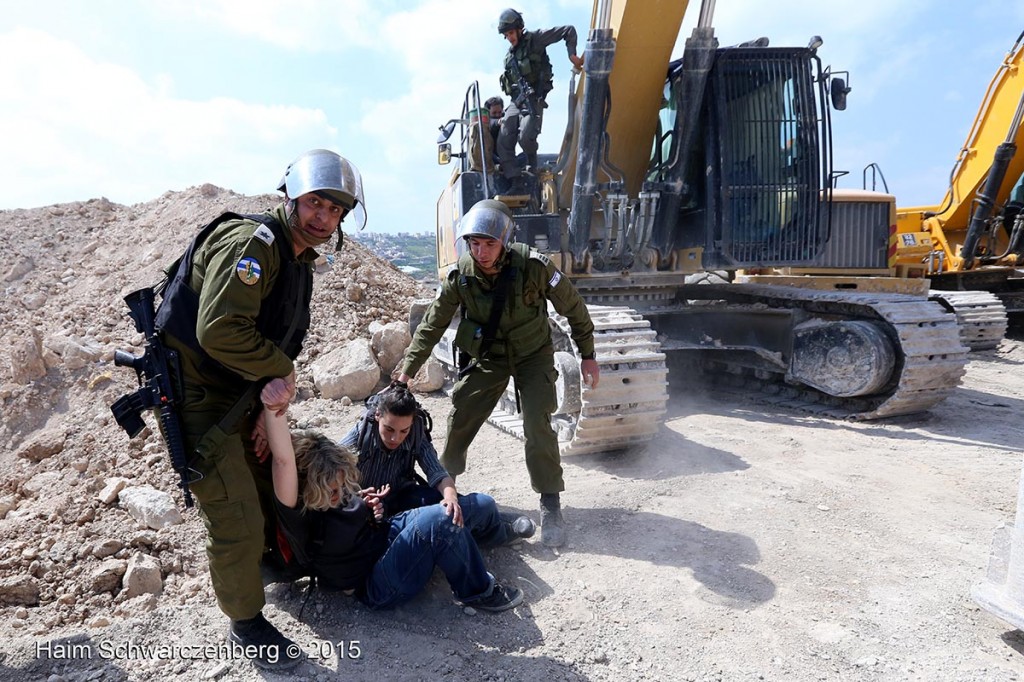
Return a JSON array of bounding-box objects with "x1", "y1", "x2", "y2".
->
[
  {"x1": 484, "y1": 95, "x2": 505, "y2": 141},
  {"x1": 262, "y1": 399, "x2": 524, "y2": 614},
  {"x1": 484, "y1": 96, "x2": 505, "y2": 171},
  {"x1": 341, "y1": 383, "x2": 536, "y2": 546}
]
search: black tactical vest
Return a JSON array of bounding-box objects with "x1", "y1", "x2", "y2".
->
[
  {"x1": 502, "y1": 31, "x2": 554, "y2": 99},
  {"x1": 154, "y1": 212, "x2": 313, "y2": 380}
]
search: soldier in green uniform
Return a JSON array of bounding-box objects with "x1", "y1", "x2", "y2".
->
[
  {"x1": 495, "y1": 8, "x2": 584, "y2": 195},
  {"x1": 157, "y1": 149, "x2": 365, "y2": 671},
  {"x1": 397, "y1": 199, "x2": 599, "y2": 547}
]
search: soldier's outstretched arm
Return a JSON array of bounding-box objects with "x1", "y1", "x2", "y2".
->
[{"x1": 399, "y1": 273, "x2": 462, "y2": 381}]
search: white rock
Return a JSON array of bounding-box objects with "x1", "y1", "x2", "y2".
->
[
  {"x1": 5, "y1": 334, "x2": 46, "y2": 384},
  {"x1": 93, "y1": 539, "x2": 124, "y2": 559},
  {"x1": 22, "y1": 292, "x2": 48, "y2": 311},
  {"x1": 90, "y1": 558, "x2": 128, "y2": 594},
  {"x1": 371, "y1": 321, "x2": 412, "y2": 377},
  {"x1": 22, "y1": 471, "x2": 62, "y2": 498},
  {"x1": 409, "y1": 356, "x2": 446, "y2": 393},
  {"x1": 311, "y1": 340, "x2": 381, "y2": 401},
  {"x1": 97, "y1": 477, "x2": 130, "y2": 505},
  {"x1": 118, "y1": 486, "x2": 183, "y2": 530},
  {"x1": 123, "y1": 552, "x2": 163, "y2": 598}
]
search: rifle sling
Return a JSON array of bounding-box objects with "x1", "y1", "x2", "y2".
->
[
  {"x1": 458, "y1": 262, "x2": 517, "y2": 381},
  {"x1": 480, "y1": 262, "x2": 517, "y2": 356}
]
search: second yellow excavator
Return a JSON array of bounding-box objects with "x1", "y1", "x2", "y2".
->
[{"x1": 892, "y1": 31, "x2": 1024, "y2": 347}]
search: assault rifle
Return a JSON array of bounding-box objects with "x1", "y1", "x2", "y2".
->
[
  {"x1": 110, "y1": 288, "x2": 197, "y2": 507},
  {"x1": 509, "y1": 56, "x2": 536, "y2": 117}
]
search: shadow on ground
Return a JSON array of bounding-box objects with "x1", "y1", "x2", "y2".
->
[{"x1": 565, "y1": 425, "x2": 749, "y2": 481}]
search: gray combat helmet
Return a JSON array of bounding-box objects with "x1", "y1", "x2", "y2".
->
[
  {"x1": 497, "y1": 8, "x2": 524, "y2": 33},
  {"x1": 277, "y1": 149, "x2": 367, "y2": 230},
  {"x1": 457, "y1": 199, "x2": 515, "y2": 247}
]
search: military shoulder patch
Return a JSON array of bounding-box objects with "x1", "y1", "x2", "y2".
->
[
  {"x1": 236, "y1": 257, "x2": 262, "y2": 286},
  {"x1": 548, "y1": 270, "x2": 562, "y2": 287},
  {"x1": 529, "y1": 250, "x2": 552, "y2": 267},
  {"x1": 252, "y1": 224, "x2": 275, "y2": 247}
]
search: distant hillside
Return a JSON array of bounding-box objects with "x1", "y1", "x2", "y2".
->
[{"x1": 350, "y1": 231, "x2": 437, "y2": 285}]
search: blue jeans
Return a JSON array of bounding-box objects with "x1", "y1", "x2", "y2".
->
[
  {"x1": 386, "y1": 488, "x2": 513, "y2": 549},
  {"x1": 360, "y1": 504, "x2": 496, "y2": 609}
]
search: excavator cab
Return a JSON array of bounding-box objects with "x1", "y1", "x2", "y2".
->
[{"x1": 646, "y1": 46, "x2": 833, "y2": 270}]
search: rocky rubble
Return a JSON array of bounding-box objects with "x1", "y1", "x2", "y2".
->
[{"x1": 0, "y1": 185, "x2": 433, "y2": 635}]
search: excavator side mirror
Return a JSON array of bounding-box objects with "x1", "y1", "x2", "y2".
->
[
  {"x1": 437, "y1": 120, "x2": 458, "y2": 144},
  {"x1": 830, "y1": 77, "x2": 850, "y2": 111},
  {"x1": 437, "y1": 143, "x2": 452, "y2": 166}
]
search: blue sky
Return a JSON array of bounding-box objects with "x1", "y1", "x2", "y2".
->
[{"x1": 2, "y1": 1, "x2": 1022, "y2": 234}]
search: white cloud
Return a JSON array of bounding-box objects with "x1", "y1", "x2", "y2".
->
[
  {"x1": 0, "y1": 27, "x2": 340, "y2": 208},
  {"x1": 356, "y1": 0, "x2": 589, "y2": 212},
  {"x1": 156, "y1": 0, "x2": 381, "y2": 51}
]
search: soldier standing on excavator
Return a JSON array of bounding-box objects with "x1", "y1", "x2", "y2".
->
[{"x1": 494, "y1": 8, "x2": 584, "y2": 195}]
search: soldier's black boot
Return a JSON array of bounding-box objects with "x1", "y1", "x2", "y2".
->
[
  {"x1": 540, "y1": 493, "x2": 566, "y2": 547},
  {"x1": 229, "y1": 612, "x2": 304, "y2": 671}
]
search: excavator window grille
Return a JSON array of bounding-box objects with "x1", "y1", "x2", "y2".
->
[{"x1": 711, "y1": 49, "x2": 828, "y2": 267}]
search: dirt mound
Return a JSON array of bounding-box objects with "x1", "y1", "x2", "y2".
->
[
  {"x1": 2, "y1": 187, "x2": 1024, "y2": 681},
  {"x1": 0, "y1": 185, "x2": 426, "y2": 634}
]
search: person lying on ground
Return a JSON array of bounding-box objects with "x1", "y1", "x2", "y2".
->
[{"x1": 261, "y1": 397, "x2": 524, "y2": 613}]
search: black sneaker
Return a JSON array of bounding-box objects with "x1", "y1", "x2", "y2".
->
[
  {"x1": 540, "y1": 493, "x2": 566, "y2": 548},
  {"x1": 229, "y1": 612, "x2": 304, "y2": 671},
  {"x1": 499, "y1": 511, "x2": 536, "y2": 544},
  {"x1": 460, "y1": 583, "x2": 523, "y2": 613}
]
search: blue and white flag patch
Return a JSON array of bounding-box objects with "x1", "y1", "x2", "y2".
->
[
  {"x1": 236, "y1": 257, "x2": 262, "y2": 285},
  {"x1": 548, "y1": 270, "x2": 562, "y2": 287}
]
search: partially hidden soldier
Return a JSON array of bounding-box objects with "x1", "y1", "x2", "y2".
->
[
  {"x1": 469, "y1": 95, "x2": 506, "y2": 175},
  {"x1": 155, "y1": 149, "x2": 365, "y2": 671},
  {"x1": 495, "y1": 8, "x2": 584, "y2": 195},
  {"x1": 397, "y1": 199, "x2": 600, "y2": 548}
]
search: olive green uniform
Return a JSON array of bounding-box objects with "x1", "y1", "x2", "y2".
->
[
  {"x1": 163, "y1": 205, "x2": 317, "y2": 621},
  {"x1": 497, "y1": 26, "x2": 578, "y2": 178},
  {"x1": 401, "y1": 243, "x2": 594, "y2": 493}
]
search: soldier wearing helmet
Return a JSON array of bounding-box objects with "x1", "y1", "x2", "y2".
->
[
  {"x1": 156, "y1": 149, "x2": 365, "y2": 671},
  {"x1": 495, "y1": 8, "x2": 584, "y2": 195},
  {"x1": 397, "y1": 199, "x2": 600, "y2": 548}
]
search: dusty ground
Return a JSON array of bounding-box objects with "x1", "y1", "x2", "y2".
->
[{"x1": 2, "y1": 188, "x2": 1024, "y2": 681}]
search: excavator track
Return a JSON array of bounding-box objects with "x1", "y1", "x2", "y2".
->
[
  {"x1": 682, "y1": 284, "x2": 970, "y2": 420},
  {"x1": 928, "y1": 290, "x2": 1008, "y2": 351},
  {"x1": 434, "y1": 305, "x2": 669, "y2": 455}
]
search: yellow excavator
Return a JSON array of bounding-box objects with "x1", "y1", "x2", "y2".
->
[
  {"x1": 428, "y1": 0, "x2": 969, "y2": 455},
  {"x1": 892, "y1": 31, "x2": 1024, "y2": 345}
]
